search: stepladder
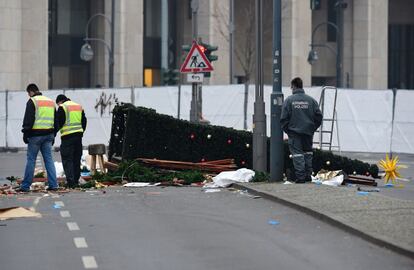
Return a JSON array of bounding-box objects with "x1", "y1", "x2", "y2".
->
[{"x1": 314, "y1": 86, "x2": 341, "y2": 152}]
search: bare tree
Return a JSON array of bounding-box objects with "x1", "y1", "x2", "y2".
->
[{"x1": 213, "y1": 0, "x2": 277, "y2": 130}]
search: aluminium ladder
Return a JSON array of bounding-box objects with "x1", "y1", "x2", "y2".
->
[{"x1": 315, "y1": 86, "x2": 341, "y2": 152}]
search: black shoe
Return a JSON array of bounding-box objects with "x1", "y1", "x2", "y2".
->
[
  {"x1": 295, "y1": 180, "x2": 306, "y2": 184},
  {"x1": 15, "y1": 187, "x2": 30, "y2": 192},
  {"x1": 46, "y1": 187, "x2": 59, "y2": 191}
]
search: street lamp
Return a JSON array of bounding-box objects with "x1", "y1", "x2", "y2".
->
[
  {"x1": 308, "y1": 21, "x2": 340, "y2": 87},
  {"x1": 80, "y1": 13, "x2": 114, "y2": 87},
  {"x1": 308, "y1": 1, "x2": 347, "y2": 88}
]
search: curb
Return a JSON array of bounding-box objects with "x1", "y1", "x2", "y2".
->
[{"x1": 232, "y1": 183, "x2": 414, "y2": 259}]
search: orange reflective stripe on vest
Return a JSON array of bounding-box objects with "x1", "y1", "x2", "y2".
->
[
  {"x1": 60, "y1": 100, "x2": 84, "y2": 136},
  {"x1": 31, "y1": 96, "x2": 55, "y2": 130}
]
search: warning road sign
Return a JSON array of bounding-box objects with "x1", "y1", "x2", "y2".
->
[{"x1": 180, "y1": 41, "x2": 214, "y2": 73}]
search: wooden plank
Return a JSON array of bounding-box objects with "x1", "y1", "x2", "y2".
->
[{"x1": 137, "y1": 158, "x2": 237, "y2": 173}]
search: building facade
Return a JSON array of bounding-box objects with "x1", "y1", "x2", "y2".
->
[{"x1": 0, "y1": 0, "x2": 413, "y2": 91}]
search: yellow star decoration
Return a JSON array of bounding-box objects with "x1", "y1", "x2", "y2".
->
[{"x1": 378, "y1": 154, "x2": 407, "y2": 185}]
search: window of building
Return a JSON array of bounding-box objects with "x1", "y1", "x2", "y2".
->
[
  {"x1": 388, "y1": 24, "x2": 414, "y2": 89},
  {"x1": 327, "y1": 0, "x2": 337, "y2": 42},
  {"x1": 143, "y1": 0, "x2": 177, "y2": 86},
  {"x1": 48, "y1": 0, "x2": 91, "y2": 89}
]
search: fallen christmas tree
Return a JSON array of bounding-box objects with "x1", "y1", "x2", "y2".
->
[{"x1": 108, "y1": 104, "x2": 379, "y2": 179}]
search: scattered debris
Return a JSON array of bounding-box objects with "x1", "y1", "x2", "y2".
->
[
  {"x1": 236, "y1": 189, "x2": 261, "y2": 199},
  {"x1": 0, "y1": 207, "x2": 41, "y2": 220},
  {"x1": 123, "y1": 182, "x2": 161, "y2": 188},
  {"x1": 346, "y1": 175, "x2": 377, "y2": 186},
  {"x1": 268, "y1": 220, "x2": 280, "y2": 226},
  {"x1": 204, "y1": 168, "x2": 255, "y2": 188},
  {"x1": 204, "y1": 188, "x2": 221, "y2": 193},
  {"x1": 357, "y1": 191, "x2": 370, "y2": 196},
  {"x1": 312, "y1": 170, "x2": 344, "y2": 187},
  {"x1": 357, "y1": 187, "x2": 380, "y2": 192}
]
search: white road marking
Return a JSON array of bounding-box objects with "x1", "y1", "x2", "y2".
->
[
  {"x1": 54, "y1": 201, "x2": 65, "y2": 207},
  {"x1": 29, "y1": 196, "x2": 43, "y2": 212},
  {"x1": 51, "y1": 194, "x2": 60, "y2": 199},
  {"x1": 33, "y1": 197, "x2": 41, "y2": 206},
  {"x1": 74, "y1": 237, "x2": 88, "y2": 248},
  {"x1": 60, "y1": 211, "x2": 71, "y2": 218},
  {"x1": 82, "y1": 256, "x2": 98, "y2": 269},
  {"x1": 67, "y1": 222, "x2": 80, "y2": 231}
]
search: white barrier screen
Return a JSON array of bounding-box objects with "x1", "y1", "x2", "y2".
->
[
  {"x1": 0, "y1": 91, "x2": 6, "y2": 147},
  {"x1": 393, "y1": 90, "x2": 414, "y2": 153},
  {"x1": 0, "y1": 87, "x2": 413, "y2": 154}
]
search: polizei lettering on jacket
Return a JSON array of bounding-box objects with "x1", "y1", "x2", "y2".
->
[{"x1": 292, "y1": 101, "x2": 309, "y2": 109}]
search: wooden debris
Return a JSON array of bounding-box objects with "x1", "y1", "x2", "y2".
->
[
  {"x1": 136, "y1": 158, "x2": 237, "y2": 173},
  {"x1": 104, "y1": 161, "x2": 119, "y2": 171},
  {"x1": 345, "y1": 175, "x2": 378, "y2": 186}
]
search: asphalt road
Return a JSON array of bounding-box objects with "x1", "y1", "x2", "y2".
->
[{"x1": 1, "y1": 187, "x2": 413, "y2": 270}]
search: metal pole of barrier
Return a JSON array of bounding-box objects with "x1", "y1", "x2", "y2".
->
[
  {"x1": 390, "y1": 88, "x2": 397, "y2": 159},
  {"x1": 130, "y1": 86, "x2": 135, "y2": 105},
  {"x1": 177, "y1": 84, "x2": 181, "y2": 119},
  {"x1": 5, "y1": 90, "x2": 8, "y2": 149}
]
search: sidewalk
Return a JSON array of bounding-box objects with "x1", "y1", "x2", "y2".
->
[{"x1": 234, "y1": 182, "x2": 414, "y2": 259}]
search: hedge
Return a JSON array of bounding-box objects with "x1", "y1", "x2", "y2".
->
[{"x1": 109, "y1": 104, "x2": 379, "y2": 178}]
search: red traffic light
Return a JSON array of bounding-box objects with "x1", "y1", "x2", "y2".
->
[{"x1": 198, "y1": 45, "x2": 206, "y2": 53}]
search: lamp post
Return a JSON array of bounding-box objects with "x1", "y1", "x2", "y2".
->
[
  {"x1": 308, "y1": 1, "x2": 347, "y2": 88},
  {"x1": 80, "y1": 12, "x2": 114, "y2": 88},
  {"x1": 253, "y1": 0, "x2": 267, "y2": 172}
]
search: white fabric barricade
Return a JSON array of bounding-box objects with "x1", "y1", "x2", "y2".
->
[
  {"x1": 0, "y1": 91, "x2": 6, "y2": 147},
  {"x1": 1, "y1": 86, "x2": 414, "y2": 154},
  {"x1": 62, "y1": 88, "x2": 132, "y2": 147},
  {"x1": 335, "y1": 90, "x2": 393, "y2": 153},
  {"x1": 392, "y1": 90, "x2": 414, "y2": 153},
  {"x1": 134, "y1": 86, "x2": 186, "y2": 119}
]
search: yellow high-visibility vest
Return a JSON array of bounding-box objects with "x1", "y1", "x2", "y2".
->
[
  {"x1": 60, "y1": 100, "x2": 84, "y2": 137},
  {"x1": 31, "y1": 96, "x2": 55, "y2": 130}
]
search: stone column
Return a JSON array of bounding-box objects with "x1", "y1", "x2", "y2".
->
[
  {"x1": 0, "y1": 0, "x2": 22, "y2": 90},
  {"x1": 353, "y1": 0, "x2": 388, "y2": 89},
  {"x1": 281, "y1": 0, "x2": 312, "y2": 86},
  {"x1": 198, "y1": 0, "x2": 230, "y2": 85},
  {"x1": 0, "y1": 0, "x2": 48, "y2": 91},
  {"x1": 110, "y1": 0, "x2": 143, "y2": 87},
  {"x1": 21, "y1": 0, "x2": 48, "y2": 90}
]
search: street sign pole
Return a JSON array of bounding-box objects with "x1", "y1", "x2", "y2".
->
[
  {"x1": 253, "y1": 0, "x2": 267, "y2": 172},
  {"x1": 190, "y1": 0, "x2": 199, "y2": 123},
  {"x1": 270, "y1": 0, "x2": 284, "y2": 181}
]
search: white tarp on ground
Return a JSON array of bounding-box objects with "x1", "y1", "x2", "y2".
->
[{"x1": 1, "y1": 86, "x2": 413, "y2": 154}]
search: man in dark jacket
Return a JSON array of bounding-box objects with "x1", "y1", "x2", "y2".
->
[
  {"x1": 55, "y1": 94, "x2": 87, "y2": 188},
  {"x1": 280, "y1": 77, "x2": 323, "y2": 183},
  {"x1": 19, "y1": 83, "x2": 58, "y2": 192}
]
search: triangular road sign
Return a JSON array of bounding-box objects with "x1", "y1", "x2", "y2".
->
[{"x1": 180, "y1": 41, "x2": 214, "y2": 73}]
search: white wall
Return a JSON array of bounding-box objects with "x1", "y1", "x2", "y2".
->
[{"x1": 1, "y1": 86, "x2": 413, "y2": 154}]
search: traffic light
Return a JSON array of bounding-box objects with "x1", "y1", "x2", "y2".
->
[
  {"x1": 162, "y1": 69, "x2": 179, "y2": 86},
  {"x1": 200, "y1": 42, "x2": 218, "y2": 77},
  {"x1": 200, "y1": 42, "x2": 218, "y2": 63}
]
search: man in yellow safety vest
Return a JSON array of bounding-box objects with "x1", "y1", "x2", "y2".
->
[
  {"x1": 55, "y1": 94, "x2": 87, "y2": 188},
  {"x1": 18, "y1": 83, "x2": 58, "y2": 192}
]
